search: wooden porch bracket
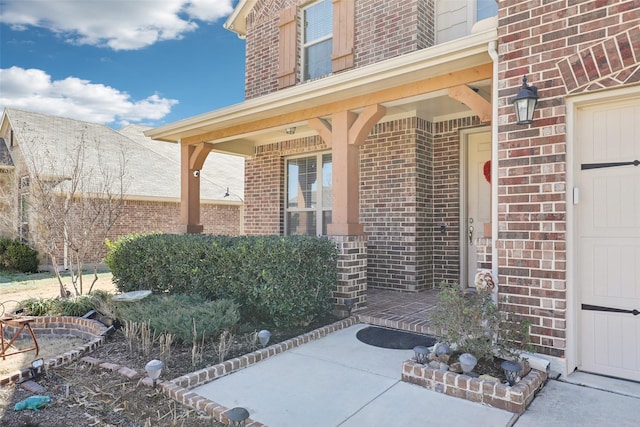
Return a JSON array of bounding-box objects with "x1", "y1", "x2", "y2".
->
[
  {"x1": 308, "y1": 118, "x2": 333, "y2": 147},
  {"x1": 188, "y1": 142, "x2": 214, "y2": 170},
  {"x1": 448, "y1": 85, "x2": 492, "y2": 123}
]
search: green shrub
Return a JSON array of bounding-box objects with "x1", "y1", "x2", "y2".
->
[
  {"x1": 18, "y1": 290, "x2": 113, "y2": 317},
  {"x1": 106, "y1": 234, "x2": 338, "y2": 328},
  {"x1": 431, "y1": 282, "x2": 500, "y2": 363},
  {"x1": 431, "y1": 282, "x2": 533, "y2": 363},
  {"x1": 114, "y1": 294, "x2": 240, "y2": 344},
  {"x1": 0, "y1": 238, "x2": 38, "y2": 273},
  {"x1": 56, "y1": 294, "x2": 101, "y2": 317},
  {"x1": 19, "y1": 297, "x2": 58, "y2": 316}
]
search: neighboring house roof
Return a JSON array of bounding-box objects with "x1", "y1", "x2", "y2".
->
[
  {"x1": 1, "y1": 108, "x2": 243, "y2": 203},
  {"x1": 0, "y1": 138, "x2": 14, "y2": 168}
]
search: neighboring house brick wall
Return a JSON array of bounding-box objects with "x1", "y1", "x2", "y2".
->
[
  {"x1": 36, "y1": 198, "x2": 242, "y2": 269},
  {"x1": 244, "y1": 0, "x2": 435, "y2": 99},
  {"x1": 496, "y1": 0, "x2": 640, "y2": 358}
]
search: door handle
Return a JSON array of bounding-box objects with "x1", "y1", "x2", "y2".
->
[{"x1": 468, "y1": 225, "x2": 474, "y2": 245}]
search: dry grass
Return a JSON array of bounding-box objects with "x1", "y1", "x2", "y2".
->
[
  {"x1": 0, "y1": 336, "x2": 86, "y2": 376},
  {"x1": 0, "y1": 271, "x2": 117, "y2": 314},
  {"x1": 0, "y1": 271, "x2": 117, "y2": 376}
]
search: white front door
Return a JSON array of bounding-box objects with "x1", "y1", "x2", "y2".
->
[
  {"x1": 577, "y1": 96, "x2": 640, "y2": 381},
  {"x1": 465, "y1": 130, "x2": 492, "y2": 286}
]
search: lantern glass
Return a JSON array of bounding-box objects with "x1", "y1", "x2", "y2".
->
[{"x1": 512, "y1": 75, "x2": 538, "y2": 125}]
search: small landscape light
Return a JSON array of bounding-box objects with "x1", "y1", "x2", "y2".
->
[
  {"x1": 413, "y1": 346, "x2": 429, "y2": 364},
  {"x1": 145, "y1": 359, "x2": 163, "y2": 388},
  {"x1": 30, "y1": 358, "x2": 44, "y2": 379},
  {"x1": 258, "y1": 330, "x2": 271, "y2": 347},
  {"x1": 459, "y1": 353, "x2": 477, "y2": 374},
  {"x1": 501, "y1": 360, "x2": 522, "y2": 386},
  {"x1": 227, "y1": 406, "x2": 250, "y2": 427}
]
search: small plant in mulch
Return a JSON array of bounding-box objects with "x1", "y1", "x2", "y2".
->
[{"x1": 430, "y1": 281, "x2": 532, "y2": 381}]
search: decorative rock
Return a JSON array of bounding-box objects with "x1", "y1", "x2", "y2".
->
[
  {"x1": 439, "y1": 362, "x2": 449, "y2": 371},
  {"x1": 479, "y1": 374, "x2": 500, "y2": 383},
  {"x1": 435, "y1": 343, "x2": 450, "y2": 356},
  {"x1": 449, "y1": 362, "x2": 462, "y2": 373},
  {"x1": 438, "y1": 354, "x2": 450, "y2": 363}
]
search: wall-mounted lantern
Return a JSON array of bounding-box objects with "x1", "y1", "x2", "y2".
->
[{"x1": 512, "y1": 75, "x2": 538, "y2": 125}]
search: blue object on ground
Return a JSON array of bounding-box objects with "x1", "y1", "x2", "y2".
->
[{"x1": 14, "y1": 395, "x2": 51, "y2": 411}]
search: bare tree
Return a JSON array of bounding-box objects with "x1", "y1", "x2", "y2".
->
[{"x1": 21, "y1": 127, "x2": 129, "y2": 297}]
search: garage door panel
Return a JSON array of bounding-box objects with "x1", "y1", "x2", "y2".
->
[
  {"x1": 586, "y1": 175, "x2": 640, "y2": 234},
  {"x1": 578, "y1": 95, "x2": 640, "y2": 381},
  {"x1": 581, "y1": 239, "x2": 640, "y2": 303},
  {"x1": 583, "y1": 311, "x2": 640, "y2": 380}
]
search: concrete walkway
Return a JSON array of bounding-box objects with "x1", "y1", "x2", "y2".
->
[{"x1": 193, "y1": 324, "x2": 639, "y2": 427}]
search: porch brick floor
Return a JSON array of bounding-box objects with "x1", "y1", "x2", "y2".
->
[{"x1": 355, "y1": 287, "x2": 439, "y2": 336}]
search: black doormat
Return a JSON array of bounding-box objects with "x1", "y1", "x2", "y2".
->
[{"x1": 356, "y1": 326, "x2": 436, "y2": 350}]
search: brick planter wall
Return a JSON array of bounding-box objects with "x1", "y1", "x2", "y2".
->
[
  {"x1": 0, "y1": 316, "x2": 109, "y2": 386},
  {"x1": 402, "y1": 360, "x2": 547, "y2": 414}
]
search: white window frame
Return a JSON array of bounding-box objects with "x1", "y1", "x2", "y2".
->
[
  {"x1": 301, "y1": 0, "x2": 333, "y2": 81},
  {"x1": 285, "y1": 151, "x2": 332, "y2": 236}
]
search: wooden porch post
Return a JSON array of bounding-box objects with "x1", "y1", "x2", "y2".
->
[
  {"x1": 309, "y1": 104, "x2": 386, "y2": 313},
  {"x1": 180, "y1": 143, "x2": 204, "y2": 234}
]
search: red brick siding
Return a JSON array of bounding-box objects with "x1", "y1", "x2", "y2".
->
[
  {"x1": 244, "y1": 0, "x2": 435, "y2": 99},
  {"x1": 354, "y1": 0, "x2": 434, "y2": 67},
  {"x1": 496, "y1": 0, "x2": 640, "y2": 358},
  {"x1": 361, "y1": 117, "x2": 432, "y2": 291},
  {"x1": 36, "y1": 199, "x2": 241, "y2": 268},
  {"x1": 244, "y1": 115, "x2": 484, "y2": 291}
]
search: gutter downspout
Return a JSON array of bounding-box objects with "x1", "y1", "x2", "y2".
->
[{"x1": 488, "y1": 41, "x2": 499, "y2": 295}]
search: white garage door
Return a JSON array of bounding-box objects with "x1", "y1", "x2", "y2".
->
[{"x1": 577, "y1": 94, "x2": 640, "y2": 381}]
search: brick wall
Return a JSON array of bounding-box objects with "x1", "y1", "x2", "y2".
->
[
  {"x1": 361, "y1": 117, "x2": 433, "y2": 291},
  {"x1": 354, "y1": 0, "x2": 434, "y2": 67},
  {"x1": 34, "y1": 198, "x2": 241, "y2": 269},
  {"x1": 496, "y1": 0, "x2": 640, "y2": 358},
  {"x1": 244, "y1": 0, "x2": 435, "y2": 98},
  {"x1": 245, "y1": 115, "x2": 487, "y2": 291}
]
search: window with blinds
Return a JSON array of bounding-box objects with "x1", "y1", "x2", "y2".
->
[
  {"x1": 303, "y1": 0, "x2": 333, "y2": 81},
  {"x1": 286, "y1": 152, "x2": 332, "y2": 235}
]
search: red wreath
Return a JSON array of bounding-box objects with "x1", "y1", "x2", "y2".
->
[{"x1": 483, "y1": 160, "x2": 491, "y2": 183}]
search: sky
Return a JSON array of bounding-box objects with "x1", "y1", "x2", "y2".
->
[{"x1": 0, "y1": 0, "x2": 246, "y2": 129}]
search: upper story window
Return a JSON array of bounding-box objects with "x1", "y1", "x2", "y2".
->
[
  {"x1": 286, "y1": 152, "x2": 332, "y2": 236},
  {"x1": 303, "y1": 0, "x2": 333, "y2": 81}
]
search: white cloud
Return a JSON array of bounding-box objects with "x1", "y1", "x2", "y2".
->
[
  {"x1": 0, "y1": 66, "x2": 178, "y2": 125},
  {"x1": 0, "y1": 0, "x2": 234, "y2": 50}
]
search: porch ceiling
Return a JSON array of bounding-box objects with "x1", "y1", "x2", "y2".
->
[{"x1": 145, "y1": 29, "x2": 497, "y2": 157}]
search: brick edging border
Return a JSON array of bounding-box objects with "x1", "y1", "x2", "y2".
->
[
  {"x1": 402, "y1": 359, "x2": 548, "y2": 413},
  {"x1": 160, "y1": 317, "x2": 358, "y2": 426},
  {"x1": 0, "y1": 316, "x2": 109, "y2": 386}
]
